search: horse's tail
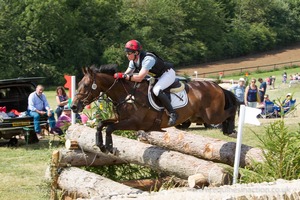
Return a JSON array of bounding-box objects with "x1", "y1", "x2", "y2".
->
[
  {"x1": 222, "y1": 87, "x2": 238, "y2": 110},
  {"x1": 221, "y1": 88, "x2": 238, "y2": 134}
]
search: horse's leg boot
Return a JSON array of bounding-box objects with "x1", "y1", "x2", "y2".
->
[{"x1": 157, "y1": 90, "x2": 178, "y2": 126}]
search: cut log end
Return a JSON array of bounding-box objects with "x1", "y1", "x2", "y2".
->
[
  {"x1": 65, "y1": 139, "x2": 79, "y2": 150},
  {"x1": 188, "y1": 173, "x2": 207, "y2": 188}
]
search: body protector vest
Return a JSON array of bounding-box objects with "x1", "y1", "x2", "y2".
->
[{"x1": 134, "y1": 51, "x2": 174, "y2": 77}]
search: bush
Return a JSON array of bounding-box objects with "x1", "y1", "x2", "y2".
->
[{"x1": 240, "y1": 120, "x2": 300, "y2": 183}]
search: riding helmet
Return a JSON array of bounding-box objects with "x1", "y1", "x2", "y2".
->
[{"x1": 125, "y1": 40, "x2": 142, "y2": 52}]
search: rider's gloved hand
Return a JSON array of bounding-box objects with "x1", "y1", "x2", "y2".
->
[{"x1": 114, "y1": 73, "x2": 127, "y2": 79}]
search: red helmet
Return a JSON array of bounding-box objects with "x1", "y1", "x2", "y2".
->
[{"x1": 125, "y1": 40, "x2": 142, "y2": 52}]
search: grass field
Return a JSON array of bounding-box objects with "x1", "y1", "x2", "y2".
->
[{"x1": 0, "y1": 68, "x2": 299, "y2": 200}]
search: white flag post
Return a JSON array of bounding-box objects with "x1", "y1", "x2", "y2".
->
[
  {"x1": 71, "y1": 76, "x2": 76, "y2": 125},
  {"x1": 233, "y1": 105, "x2": 261, "y2": 184}
]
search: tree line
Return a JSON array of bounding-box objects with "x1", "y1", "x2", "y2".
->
[{"x1": 0, "y1": 0, "x2": 299, "y2": 85}]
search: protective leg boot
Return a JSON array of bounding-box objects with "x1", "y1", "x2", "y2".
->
[{"x1": 157, "y1": 90, "x2": 178, "y2": 126}]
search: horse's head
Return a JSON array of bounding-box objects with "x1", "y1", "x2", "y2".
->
[{"x1": 71, "y1": 66, "x2": 101, "y2": 113}]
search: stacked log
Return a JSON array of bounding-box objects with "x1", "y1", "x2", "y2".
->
[{"x1": 137, "y1": 127, "x2": 264, "y2": 168}]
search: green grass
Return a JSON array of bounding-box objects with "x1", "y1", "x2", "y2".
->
[
  {"x1": 0, "y1": 141, "x2": 59, "y2": 200},
  {"x1": 0, "y1": 68, "x2": 299, "y2": 199}
]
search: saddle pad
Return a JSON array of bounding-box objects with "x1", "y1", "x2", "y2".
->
[{"x1": 148, "y1": 90, "x2": 188, "y2": 111}]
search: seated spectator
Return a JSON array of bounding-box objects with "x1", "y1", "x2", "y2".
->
[
  {"x1": 257, "y1": 94, "x2": 271, "y2": 109},
  {"x1": 27, "y1": 85, "x2": 56, "y2": 139},
  {"x1": 274, "y1": 93, "x2": 293, "y2": 116},
  {"x1": 55, "y1": 86, "x2": 69, "y2": 119},
  {"x1": 52, "y1": 105, "x2": 72, "y2": 135}
]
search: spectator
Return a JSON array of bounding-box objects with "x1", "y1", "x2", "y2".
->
[
  {"x1": 282, "y1": 72, "x2": 287, "y2": 84},
  {"x1": 55, "y1": 86, "x2": 69, "y2": 119},
  {"x1": 274, "y1": 93, "x2": 293, "y2": 116},
  {"x1": 27, "y1": 85, "x2": 56, "y2": 139},
  {"x1": 53, "y1": 105, "x2": 72, "y2": 135},
  {"x1": 244, "y1": 78, "x2": 260, "y2": 108},
  {"x1": 258, "y1": 78, "x2": 267, "y2": 102},
  {"x1": 271, "y1": 75, "x2": 276, "y2": 89},
  {"x1": 257, "y1": 94, "x2": 271, "y2": 109},
  {"x1": 229, "y1": 77, "x2": 245, "y2": 115}
]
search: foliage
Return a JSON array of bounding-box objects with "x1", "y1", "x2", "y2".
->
[
  {"x1": 240, "y1": 121, "x2": 300, "y2": 183},
  {"x1": 1, "y1": 0, "x2": 300, "y2": 86}
]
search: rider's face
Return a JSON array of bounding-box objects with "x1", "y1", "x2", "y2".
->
[{"x1": 126, "y1": 51, "x2": 137, "y2": 61}]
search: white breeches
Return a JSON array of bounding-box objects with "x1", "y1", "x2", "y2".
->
[{"x1": 153, "y1": 69, "x2": 176, "y2": 96}]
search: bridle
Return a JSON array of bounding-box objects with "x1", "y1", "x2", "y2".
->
[{"x1": 75, "y1": 72, "x2": 118, "y2": 106}]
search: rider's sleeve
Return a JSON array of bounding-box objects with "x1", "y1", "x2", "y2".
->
[
  {"x1": 142, "y1": 56, "x2": 156, "y2": 70},
  {"x1": 128, "y1": 60, "x2": 135, "y2": 70}
]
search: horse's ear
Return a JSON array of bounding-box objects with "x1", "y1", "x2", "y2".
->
[{"x1": 82, "y1": 67, "x2": 87, "y2": 74}]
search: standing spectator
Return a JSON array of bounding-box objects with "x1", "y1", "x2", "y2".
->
[
  {"x1": 244, "y1": 78, "x2": 260, "y2": 108},
  {"x1": 271, "y1": 75, "x2": 276, "y2": 89},
  {"x1": 28, "y1": 85, "x2": 56, "y2": 139},
  {"x1": 55, "y1": 86, "x2": 69, "y2": 119},
  {"x1": 258, "y1": 78, "x2": 267, "y2": 102},
  {"x1": 229, "y1": 77, "x2": 245, "y2": 115},
  {"x1": 282, "y1": 72, "x2": 287, "y2": 84}
]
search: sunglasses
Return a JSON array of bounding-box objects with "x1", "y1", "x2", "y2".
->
[{"x1": 126, "y1": 52, "x2": 134, "y2": 56}]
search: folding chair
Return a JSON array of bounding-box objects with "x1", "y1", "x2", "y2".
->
[{"x1": 259, "y1": 101, "x2": 275, "y2": 119}]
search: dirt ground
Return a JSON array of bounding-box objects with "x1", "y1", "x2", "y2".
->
[{"x1": 176, "y1": 43, "x2": 300, "y2": 75}]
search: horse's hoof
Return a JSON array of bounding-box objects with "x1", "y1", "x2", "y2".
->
[
  {"x1": 111, "y1": 147, "x2": 119, "y2": 156},
  {"x1": 97, "y1": 144, "x2": 107, "y2": 153}
]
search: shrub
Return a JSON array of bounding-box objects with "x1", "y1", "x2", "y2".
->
[{"x1": 240, "y1": 120, "x2": 300, "y2": 183}]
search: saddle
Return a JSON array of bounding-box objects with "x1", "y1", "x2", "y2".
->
[{"x1": 147, "y1": 76, "x2": 189, "y2": 111}]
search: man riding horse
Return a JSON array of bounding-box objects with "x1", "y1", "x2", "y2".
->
[{"x1": 113, "y1": 39, "x2": 178, "y2": 126}]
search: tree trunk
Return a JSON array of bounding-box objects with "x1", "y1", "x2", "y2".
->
[
  {"x1": 66, "y1": 124, "x2": 232, "y2": 186},
  {"x1": 57, "y1": 167, "x2": 142, "y2": 199},
  {"x1": 137, "y1": 127, "x2": 264, "y2": 168},
  {"x1": 58, "y1": 149, "x2": 126, "y2": 167}
]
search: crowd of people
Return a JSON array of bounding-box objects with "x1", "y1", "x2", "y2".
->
[
  {"x1": 229, "y1": 76, "x2": 296, "y2": 118},
  {"x1": 27, "y1": 85, "x2": 88, "y2": 140}
]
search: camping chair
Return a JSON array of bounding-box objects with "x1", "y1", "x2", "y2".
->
[
  {"x1": 259, "y1": 101, "x2": 275, "y2": 119},
  {"x1": 284, "y1": 99, "x2": 297, "y2": 117}
]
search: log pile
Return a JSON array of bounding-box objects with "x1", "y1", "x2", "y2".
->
[{"x1": 49, "y1": 124, "x2": 265, "y2": 199}]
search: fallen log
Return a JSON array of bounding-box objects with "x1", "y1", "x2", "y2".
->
[
  {"x1": 58, "y1": 149, "x2": 126, "y2": 167},
  {"x1": 66, "y1": 124, "x2": 233, "y2": 186},
  {"x1": 57, "y1": 167, "x2": 142, "y2": 199},
  {"x1": 137, "y1": 127, "x2": 264, "y2": 168}
]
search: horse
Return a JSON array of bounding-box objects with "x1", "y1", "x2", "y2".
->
[{"x1": 71, "y1": 65, "x2": 238, "y2": 153}]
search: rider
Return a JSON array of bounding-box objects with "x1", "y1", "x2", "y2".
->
[{"x1": 113, "y1": 39, "x2": 178, "y2": 126}]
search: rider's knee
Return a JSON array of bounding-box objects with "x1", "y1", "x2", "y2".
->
[{"x1": 153, "y1": 87, "x2": 162, "y2": 96}]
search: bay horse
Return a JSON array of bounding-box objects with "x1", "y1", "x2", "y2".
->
[{"x1": 71, "y1": 65, "x2": 238, "y2": 153}]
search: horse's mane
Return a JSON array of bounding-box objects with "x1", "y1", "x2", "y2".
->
[{"x1": 90, "y1": 64, "x2": 117, "y2": 75}]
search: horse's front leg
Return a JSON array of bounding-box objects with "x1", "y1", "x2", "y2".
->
[
  {"x1": 96, "y1": 119, "x2": 117, "y2": 153},
  {"x1": 96, "y1": 121, "x2": 106, "y2": 152},
  {"x1": 105, "y1": 124, "x2": 114, "y2": 153}
]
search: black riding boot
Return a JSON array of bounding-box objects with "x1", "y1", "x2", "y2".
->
[{"x1": 157, "y1": 90, "x2": 178, "y2": 126}]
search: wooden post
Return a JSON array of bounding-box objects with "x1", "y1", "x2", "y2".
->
[{"x1": 50, "y1": 150, "x2": 60, "y2": 200}]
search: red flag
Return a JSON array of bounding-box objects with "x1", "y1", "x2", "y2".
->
[{"x1": 64, "y1": 75, "x2": 72, "y2": 97}]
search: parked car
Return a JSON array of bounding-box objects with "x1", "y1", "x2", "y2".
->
[{"x1": 0, "y1": 77, "x2": 47, "y2": 144}]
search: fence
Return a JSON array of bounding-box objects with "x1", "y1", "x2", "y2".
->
[{"x1": 195, "y1": 60, "x2": 300, "y2": 78}]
